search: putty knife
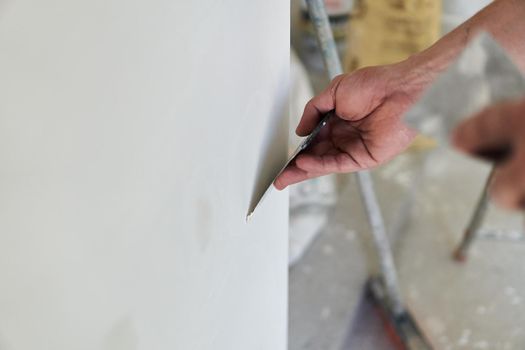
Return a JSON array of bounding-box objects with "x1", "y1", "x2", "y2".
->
[{"x1": 246, "y1": 111, "x2": 335, "y2": 220}]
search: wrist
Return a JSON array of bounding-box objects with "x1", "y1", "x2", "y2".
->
[
  {"x1": 386, "y1": 54, "x2": 437, "y2": 104},
  {"x1": 389, "y1": 30, "x2": 469, "y2": 102}
]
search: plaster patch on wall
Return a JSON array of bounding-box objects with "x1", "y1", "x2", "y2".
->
[{"x1": 103, "y1": 316, "x2": 138, "y2": 350}]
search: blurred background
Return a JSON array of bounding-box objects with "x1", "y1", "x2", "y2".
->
[{"x1": 288, "y1": 1, "x2": 525, "y2": 349}]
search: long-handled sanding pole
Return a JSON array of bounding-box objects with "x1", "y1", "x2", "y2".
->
[{"x1": 304, "y1": 1, "x2": 431, "y2": 348}]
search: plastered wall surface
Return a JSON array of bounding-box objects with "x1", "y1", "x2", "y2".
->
[{"x1": 0, "y1": 1, "x2": 289, "y2": 349}]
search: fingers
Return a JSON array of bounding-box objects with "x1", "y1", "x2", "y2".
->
[
  {"x1": 296, "y1": 75, "x2": 344, "y2": 136},
  {"x1": 273, "y1": 165, "x2": 318, "y2": 190},
  {"x1": 295, "y1": 66, "x2": 390, "y2": 137},
  {"x1": 273, "y1": 153, "x2": 363, "y2": 190},
  {"x1": 452, "y1": 102, "x2": 521, "y2": 158},
  {"x1": 294, "y1": 153, "x2": 362, "y2": 174}
]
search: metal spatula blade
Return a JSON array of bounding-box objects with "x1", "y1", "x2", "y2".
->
[{"x1": 246, "y1": 111, "x2": 334, "y2": 220}]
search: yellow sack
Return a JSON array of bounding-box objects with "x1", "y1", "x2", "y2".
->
[{"x1": 345, "y1": 0, "x2": 441, "y2": 71}]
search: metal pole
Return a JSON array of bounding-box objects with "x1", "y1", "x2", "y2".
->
[
  {"x1": 453, "y1": 168, "x2": 495, "y2": 261},
  {"x1": 304, "y1": 0, "x2": 342, "y2": 79},
  {"x1": 305, "y1": 0, "x2": 404, "y2": 316}
]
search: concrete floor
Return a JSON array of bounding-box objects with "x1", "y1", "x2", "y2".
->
[
  {"x1": 289, "y1": 149, "x2": 425, "y2": 350},
  {"x1": 289, "y1": 147, "x2": 525, "y2": 349},
  {"x1": 396, "y1": 149, "x2": 525, "y2": 350}
]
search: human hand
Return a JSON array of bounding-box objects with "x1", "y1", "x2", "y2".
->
[
  {"x1": 274, "y1": 62, "x2": 428, "y2": 190},
  {"x1": 453, "y1": 98, "x2": 525, "y2": 209}
]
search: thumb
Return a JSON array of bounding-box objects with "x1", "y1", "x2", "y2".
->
[{"x1": 333, "y1": 66, "x2": 390, "y2": 122}]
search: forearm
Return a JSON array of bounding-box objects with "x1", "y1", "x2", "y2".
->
[{"x1": 399, "y1": 0, "x2": 525, "y2": 93}]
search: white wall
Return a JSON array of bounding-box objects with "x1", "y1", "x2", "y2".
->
[{"x1": 0, "y1": 1, "x2": 289, "y2": 349}]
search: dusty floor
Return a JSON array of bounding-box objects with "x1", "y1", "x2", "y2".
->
[{"x1": 289, "y1": 147, "x2": 525, "y2": 349}]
